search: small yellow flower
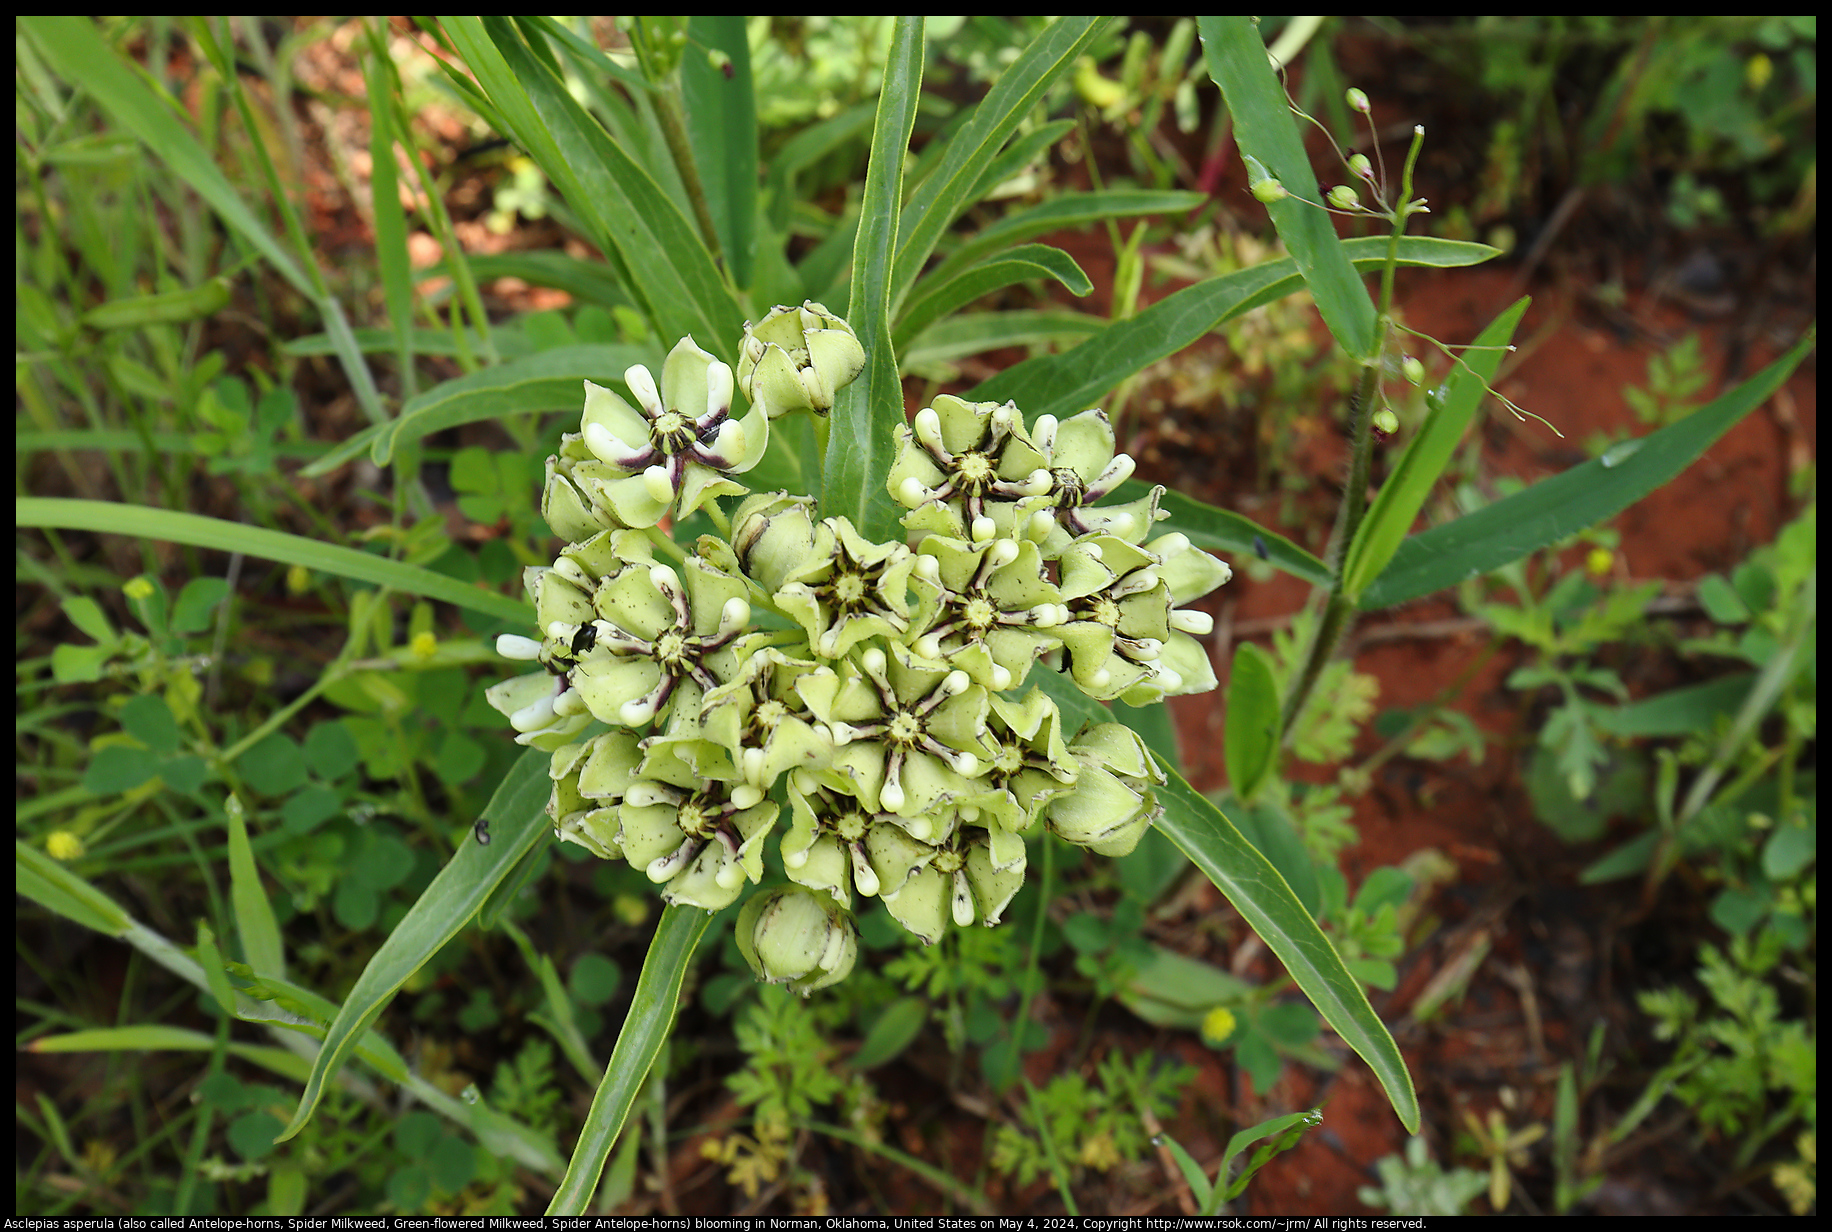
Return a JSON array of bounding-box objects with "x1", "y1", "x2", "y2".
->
[
  {"x1": 123, "y1": 577, "x2": 155, "y2": 601},
  {"x1": 409, "y1": 631, "x2": 439, "y2": 660},
  {"x1": 1201, "y1": 1005, "x2": 1238, "y2": 1046},
  {"x1": 47, "y1": 830, "x2": 86, "y2": 861},
  {"x1": 1585, "y1": 547, "x2": 1614, "y2": 577}
]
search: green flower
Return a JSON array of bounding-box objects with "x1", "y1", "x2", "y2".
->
[
  {"x1": 1048, "y1": 531, "x2": 1228, "y2": 705},
  {"x1": 886, "y1": 395, "x2": 1053, "y2": 543},
  {"x1": 1024, "y1": 408, "x2": 1165, "y2": 552},
  {"x1": 736, "y1": 885, "x2": 859, "y2": 995},
  {"x1": 875, "y1": 826, "x2": 1027, "y2": 945},
  {"x1": 736, "y1": 301, "x2": 866, "y2": 418},
  {"x1": 693, "y1": 644, "x2": 834, "y2": 790},
  {"x1": 976, "y1": 688, "x2": 1080, "y2": 832},
  {"x1": 907, "y1": 534, "x2": 1066, "y2": 690},
  {"x1": 734, "y1": 495, "x2": 917, "y2": 660},
  {"x1": 1046, "y1": 723, "x2": 1164, "y2": 857},
  {"x1": 795, "y1": 643, "x2": 994, "y2": 823},
  {"x1": 562, "y1": 336, "x2": 767, "y2": 528},
  {"x1": 616, "y1": 759, "x2": 778, "y2": 912},
  {"x1": 546, "y1": 731, "x2": 644, "y2": 859}
]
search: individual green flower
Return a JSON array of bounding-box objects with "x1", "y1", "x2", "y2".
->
[
  {"x1": 735, "y1": 884, "x2": 859, "y2": 995},
  {"x1": 1022, "y1": 408, "x2": 1165, "y2": 552},
  {"x1": 1048, "y1": 531, "x2": 1227, "y2": 705},
  {"x1": 566, "y1": 336, "x2": 767, "y2": 527},
  {"x1": 1045, "y1": 723, "x2": 1164, "y2": 857},
  {"x1": 564, "y1": 539, "x2": 757, "y2": 731},
  {"x1": 876, "y1": 826, "x2": 1027, "y2": 945},
  {"x1": 780, "y1": 773, "x2": 896, "y2": 903},
  {"x1": 906, "y1": 534, "x2": 1066, "y2": 690},
  {"x1": 975, "y1": 688, "x2": 1080, "y2": 833},
  {"x1": 733, "y1": 493, "x2": 921, "y2": 661},
  {"x1": 795, "y1": 643, "x2": 994, "y2": 823},
  {"x1": 735, "y1": 301, "x2": 866, "y2": 418},
  {"x1": 616, "y1": 757, "x2": 778, "y2": 912},
  {"x1": 546, "y1": 731, "x2": 643, "y2": 859},
  {"x1": 692, "y1": 644, "x2": 834, "y2": 790},
  {"x1": 886, "y1": 395, "x2": 1054, "y2": 543}
]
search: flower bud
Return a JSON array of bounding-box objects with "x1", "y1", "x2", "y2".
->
[
  {"x1": 1371, "y1": 408, "x2": 1400, "y2": 438},
  {"x1": 1346, "y1": 87, "x2": 1370, "y2": 114},
  {"x1": 736, "y1": 301, "x2": 865, "y2": 419},
  {"x1": 735, "y1": 885, "x2": 859, "y2": 994},
  {"x1": 1327, "y1": 184, "x2": 1360, "y2": 210},
  {"x1": 1348, "y1": 154, "x2": 1373, "y2": 182},
  {"x1": 1400, "y1": 355, "x2": 1426, "y2": 387},
  {"x1": 1251, "y1": 177, "x2": 1289, "y2": 205}
]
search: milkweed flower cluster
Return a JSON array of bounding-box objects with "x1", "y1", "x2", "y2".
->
[{"x1": 487, "y1": 303, "x2": 1229, "y2": 992}]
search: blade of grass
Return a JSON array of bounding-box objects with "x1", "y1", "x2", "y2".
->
[
  {"x1": 893, "y1": 245, "x2": 1093, "y2": 350},
  {"x1": 19, "y1": 16, "x2": 386, "y2": 423},
  {"x1": 18, "y1": 498, "x2": 531, "y2": 625}
]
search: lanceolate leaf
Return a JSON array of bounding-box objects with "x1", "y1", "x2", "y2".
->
[
  {"x1": 277, "y1": 748, "x2": 552, "y2": 1142},
  {"x1": 825, "y1": 17, "x2": 924, "y2": 546},
  {"x1": 1201, "y1": 16, "x2": 1379, "y2": 362},
  {"x1": 546, "y1": 905, "x2": 713, "y2": 1214},
  {"x1": 303, "y1": 344, "x2": 660, "y2": 474},
  {"x1": 682, "y1": 15, "x2": 758, "y2": 290},
  {"x1": 1340, "y1": 298, "x2": 1529, "y2": 602},
  {"x1": 1224, "y1": 641, "x2": 1281, "y2": 803},
  {"x1": 1360, "y1": 332, "x2": 1815, "y2": 609},
  {"x1": 893, "y1": 244, "x2": 1093, "y2": 349},
  {"x1": 890, "y1": 17, "x2": 1112, "y2": 317},
  {"x1": 1152, "y1": 764, "x2": 1420, "y2": 1133},
  {"x1": 968, "y1": 237, "x2": 1496, "y2": 420},
  {"x1": 442, "y1": 17, "x2": 743, "y2": 358},
  {"x1": 17, "y1": 499, "x2": 531, "y2": 625},
  {"x1": 920, "y1": 190, "x2": 1206, "y2": 296}
]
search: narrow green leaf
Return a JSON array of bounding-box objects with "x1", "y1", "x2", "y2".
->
[
  {"x1": 825, "y1": 16, "x2": 924, "y2": 545},
  {"x1": 851, "y1": 997, "x2": 930, "y2": 1070},
  {"x1": 80, "y1": 277, "x2": 231, "y2": 331},
  {"x1": 891, "y1": 17, "x2": 1112, "y2": 315},
  {"x1": 1224, "y1": 642, "x2": 1280, "y2": 802},
  {"x1": 1201, "y1": 16, "x2": 1378, "y2": 361},
  {"x1": 968, "y1": 237, "x2": 1496, "y2": 421},
  {"x1": 921, "y1": 190, "x2": 1206, "y2": 295},
  {"x1": 28, "y1": 1028, "x2": 313, "y2": 1084},
  {"x1": 682, "y1": 15, "x2": 758, "y2": 290},
  {"x1": 1153, "y1": 764, "x2": 1420, "y2": 1132},
  {"x1": 277, "y1": 748, "x2": 551, "y2": 1141},
  {"x1": 1129, "y1": 483, "x2": 1332, "y2": 589},
  {"x1": 893, "y1": 245, "x2": 1092, "y2": 350},
  {"x1": 15, "y1": 840, "x2": 132, "y2": 937},
  {"x1": 364, "y1": 22, "x2": 418, "y2": 398},
  {"x1": 442, "y1": 17, "x2": 742, "y2": 356},
  {"x1": 326, "y1": 344, "x2": 657, "y2": 473},
  {"x1": 547, "y1": 905, "x2": 712, "y2": 1214},
  {"x1": 17, "y1": 498, "x2": 530, "y2": 625},
  {"x1": 225, "y1": 795, "x2": 285, "y2": 981},
  {"x1": 902, "y1": 310, "x2": 1103, "y2": 370},
  {"x1": 1359, "y1": 332, "x2": 1814, "y2": 609},
  {"x1": 1341, "y1": 299, "x2": 1529, "y2": 602}
]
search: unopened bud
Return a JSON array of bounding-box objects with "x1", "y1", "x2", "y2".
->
[
  {"x1": 1327, "y1": 184, "x2": 1360, "y2": 210},
  {"x1": 1400, "y1": 355, "x2": 1426, "y2": 387},
  {"x1": 1346, "y1": 87, "x2": 1370, "y2": 114}
]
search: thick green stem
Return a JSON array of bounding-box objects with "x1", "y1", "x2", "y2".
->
[{"x1": 652, "y1": 82, "x2": 725, "y2": 269}]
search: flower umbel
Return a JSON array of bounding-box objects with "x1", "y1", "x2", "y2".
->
[{"x1": 489, "y1": 308, "x2": 1230, "y2": 992}]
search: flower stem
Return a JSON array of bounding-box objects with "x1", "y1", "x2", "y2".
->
[{"x1": 1280, "y1": 128, "x2": 1427, "y2": 741}]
